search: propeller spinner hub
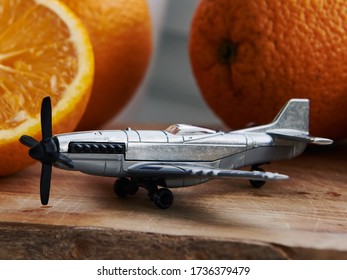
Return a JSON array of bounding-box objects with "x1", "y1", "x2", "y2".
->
[
  {"x1": 27, "y1": 138, "x2": 58, "y2": 164},
  {"x1": 41, "y1": 138, "x2": 59, "y2": 163}
]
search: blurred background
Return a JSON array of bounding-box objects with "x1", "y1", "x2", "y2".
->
[{"x1": 116, "y1": 0, "x2": 223, "y2": 127}]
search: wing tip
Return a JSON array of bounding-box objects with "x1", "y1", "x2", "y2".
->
[
  {"x1": 311, "y1": 137, "x2": 333, "y2": 145},
  {"x1": 264, "y1": 172, "x2": 289, "y2": 180}
]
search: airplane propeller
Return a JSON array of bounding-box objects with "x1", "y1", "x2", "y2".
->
[{"x1": 19, "y1": 96, "x2": 74, "y2": 205}]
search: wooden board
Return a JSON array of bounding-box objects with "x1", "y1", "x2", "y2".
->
[{"x1": 0, "y1": 127, "x2": 346, "y2": 259}]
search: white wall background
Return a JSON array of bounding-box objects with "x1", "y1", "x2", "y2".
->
[{"x1": 116, "y1": 0, "x2": 223, "y2": 127}]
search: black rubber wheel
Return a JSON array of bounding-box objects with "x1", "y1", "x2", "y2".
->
[
  {"x1": 128, "y1": 184, "x2": 139, "y2": 195},
  {"x1": 249, "y1": 179, "x2": 266, "y2": 188},
  {"x1": 249, "y1": 166, "x2": 266, "y2": 189},
  {"x1": 114, "y1": 178, "x2": 131, "y2": 198},
  {"x1": 154, "y1": 188, "x2": 174, "y2": 209}
]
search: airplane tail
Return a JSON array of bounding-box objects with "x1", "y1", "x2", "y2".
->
[
  {"x1": 239, "y1": 99, "x2": 333, "y2": 145},
  {"x1": 271, "y1": 99, "x2": 309, "y2": 132}
]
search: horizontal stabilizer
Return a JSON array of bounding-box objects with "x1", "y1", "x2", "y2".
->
[{"x1": 267, "y1": 129, "x2": 333, "y2": 145}]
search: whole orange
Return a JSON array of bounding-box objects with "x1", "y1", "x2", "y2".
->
[
  {"x1": 189, "y1": 0, "x2": 347, "y2": 140},
  {"x1": 62, "y1": 0, "x2": 152, "y2": 130}
]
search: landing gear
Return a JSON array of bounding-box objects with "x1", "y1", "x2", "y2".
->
[
  {"x1": 145, "y1": 182, "x2": 174, "y2": 209},
  {"x1": 152, "y1": 188, "x2": 174, "y2": 209},
  {"x1": 249, "y1": 165, "x2": 266, "y2": 188},
  {"x1": 114, "y1": 178, "x2": 139, "y2": 198},
  {"x1": 114, "y1": 178, "x2": 174, "y2": 209}
]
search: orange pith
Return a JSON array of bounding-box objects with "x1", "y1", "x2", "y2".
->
[
  {"x1": 189, "y1": 0, "x2": 347, "y2": 139},
  {"x1": 0, "y1": 0, "x2": 94, "y2": 175}
]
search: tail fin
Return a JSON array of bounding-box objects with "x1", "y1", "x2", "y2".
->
[
  {"x1": 238, "y1": 99, "x2": 333, "y2": 145},
  {"x1": 238, "y1": 99, "x2": 309, "y2": 133},
  {"x1": 271, "y1": 99, "x2": 309, "y2": 132}
]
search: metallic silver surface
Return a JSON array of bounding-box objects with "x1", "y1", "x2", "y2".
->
[
  {"x1": 126, "y1": 142, "x2": 246, "y2": 161},
  {"x1": 237, "y1": 99, "x2": 309, "y2": 134}
]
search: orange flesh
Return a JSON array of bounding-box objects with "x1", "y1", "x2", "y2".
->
[{"x1": 0, "y1": 0, "x2": 78, "y2": 129}]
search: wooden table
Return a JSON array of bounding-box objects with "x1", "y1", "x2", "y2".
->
[{"x1": 0, "y1": 125, "x2": 346, "y2": 259}]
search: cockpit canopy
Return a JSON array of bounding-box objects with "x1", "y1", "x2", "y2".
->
[{"x1": 165, "y1": 124, "x2": 216, "y2": 136}]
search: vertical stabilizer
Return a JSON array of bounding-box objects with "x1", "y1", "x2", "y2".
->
[
  {"x1": 236, "y1": 99, "x2": 310, "y2": 134},
  {"x1": 271, "y1": 99, "x2": 309, "y2": 132}
]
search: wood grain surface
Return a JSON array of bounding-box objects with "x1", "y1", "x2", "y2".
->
[{"x1": 0, "y1": 126, "x2": 346, "y2": 259}]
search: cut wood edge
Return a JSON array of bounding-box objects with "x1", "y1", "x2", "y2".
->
[{"x1": 1, "y1": 222, "x2": 346, "y2": 260}]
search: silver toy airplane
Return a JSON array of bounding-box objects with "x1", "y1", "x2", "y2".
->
[{"x1": 20, "y1": 97, "x2": 332, "y2": 209}]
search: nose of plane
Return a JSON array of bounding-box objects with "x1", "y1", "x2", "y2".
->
[{"x1": 19, "y1": 97, "x2": 74, "y2": 205}]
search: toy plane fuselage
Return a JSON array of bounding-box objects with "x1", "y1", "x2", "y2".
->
[{"x1": 56, "y1": 124, "x2": 303, "y2": 187}]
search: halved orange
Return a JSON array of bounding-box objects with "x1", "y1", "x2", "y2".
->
[{"x1": 0, "y1": 0, "x2": 94, "y2": 176}]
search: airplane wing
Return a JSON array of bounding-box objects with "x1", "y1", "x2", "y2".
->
[
  {"x1": 127, "y1": 162, "x2": 288, "y2": 181},
  {"x1": 267, "y1": 129, "x2": 333, "y2": 145}
]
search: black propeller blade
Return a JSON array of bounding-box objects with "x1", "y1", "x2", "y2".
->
[
  {"x1": 40, "y1": 163, "x2": 52, "y2": 205},
  {"x1": 41, "y1": 96, "x2": 52, "y2": 141},
  {"x1": 19, "y1": 96, "x2": 74, "y2": 205},
  {"x1": 19, "y1": 135, "x2": 39, "y2": 148},
  {"x1": 56, "y1": 153, "x2": 74, "y2": 168}
]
